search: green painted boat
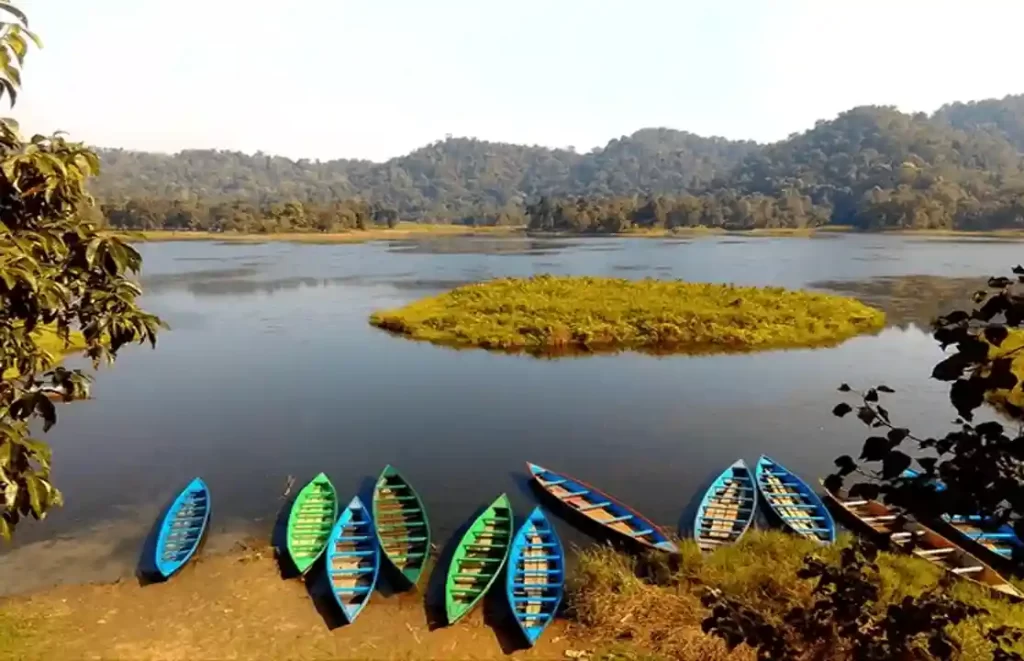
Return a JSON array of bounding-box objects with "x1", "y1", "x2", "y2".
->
[
  {"x1": 286, "y1": 472, "x2": 339, "y2": 575},
  {"x1": 445, "y1": 493, "x2": 514, "y2": 625},
  {"x1": 372, "y1": 464, "x2": 432, "y2": 588}
]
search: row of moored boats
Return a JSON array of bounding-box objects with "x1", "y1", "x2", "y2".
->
[{"x1": 149, "y1": 456, "x2": 1024, "y2": 649}]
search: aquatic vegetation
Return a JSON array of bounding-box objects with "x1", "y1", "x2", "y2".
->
[
  {"x1": 569, "y1": 531, "x2": 1024, "y2": 661},
  {"x1": 369, "y1": 275, "x2": 885, "y2": 356}
]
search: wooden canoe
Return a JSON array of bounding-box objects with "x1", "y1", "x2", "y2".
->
[
  {"x1": 326, "y1": 496, "x2": 381, "y2": 624},
  {"x1": 755, "y1": 455, "x2": 835, "y2": 544},
  {"x1": 822, "y1": 482, "x2": 1023, "y2": 601},
  {"x1": 445, "y1": 493, "x2": 514, "y2": 625},
  {"x1": 505, "y1": 506, "x2": 565, "y2": 647},
  {"x1": 286, "y1": 472, "x2": 339, "y2": 575},
  {"x1": 372, "y1": 464, "x2": 431, "y2": 588},
  {"x1": 902, "y1": 468, "x2": 1024, "y2": 566},
  {"x1": 692, "y1": 459, "x2": 757, "y2": 551},
  {"x1": 153, "y1": 477, "x2": 211, "y2": 579},
  {"x1": 527, "y1": 462, "x2": 678, "y2": 553}
]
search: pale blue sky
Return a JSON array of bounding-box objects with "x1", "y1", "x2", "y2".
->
[{"x1": 14, "y1": 0, "x2": 1024, "y2": 162}]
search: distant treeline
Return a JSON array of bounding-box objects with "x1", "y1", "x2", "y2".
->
[{"x1": 93, "y1": 95, "x2": 1024, "y2": 232}]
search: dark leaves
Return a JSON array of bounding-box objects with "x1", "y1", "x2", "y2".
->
[
  {"x1": 950, "y1": 377, "x2": 987, "y2": 420},
  {"x1": 988, "y1": 357, "x2": 1019, "y2": 391},
  {"x1": 1013, "y1": 265, "x2": 1024, "y2": 275},
  {"x1": 832, "y1": 402, "x2": 853, "y2": 418},
  {"x1": 849, "y1": 481, "x2": 881, "y2": 501},
  {"x1": 823, "y1": 473, "x2": 844, "y2": 496},
  {"x1": 984, "y1": 324, "x2": 1010, "y2": 347},
  {"x1": 864, "y1": 388, "x2": 878, "y2": 403},
  {"x1": 834, "y1": 455, "x2": 857, "y2": 476},
  {"x1": 972, "y1": 290, "x2": 988, "y2": 304},
  {"x1": 887, "y1": 427, "x2": 910, "y2": 444},
  {"x1": 975, "y1": 294, "x2": 1010, "y2": 321},
  {"x1": 917, "y1": 457, "x2": 938, "y2": 474},
  {"x1": 989, "y1": 276, "x2": 1014, "y2": 289},
  {"x1": 857, "y1": 406, "x2": 877, "y2": 426},
  {"x1": 838, "y1": 383, "x2": 851, "y2": 392},
  {"x1": 861, "y1": 436, "x2": 892, "y2": 462},
  {"x1": 877, "y1": 385, "x2": 895, "y2": 393},
  {"x1": 932, "y1": 353, "x2": 972, "y2": 381},
  {"x1": 882, "y1": 451, "x2": 913, "y2": 480}
]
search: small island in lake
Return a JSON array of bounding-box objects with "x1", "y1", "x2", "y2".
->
[{"x1": 369, "y1": 275, "x2": 885, "y2": 355}]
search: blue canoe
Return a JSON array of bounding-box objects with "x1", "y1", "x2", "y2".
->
[
  {"x1": 527, "y1": 462, "x2": 678, "y2": 553},
  {"x1": 692, "y1": 459, "x2": 758, "y2": 551},
  {"x1": 505, "y1": 506, "x2": 565, "y2": 647},
  {"x1": 903, "y1": 468, "x2": 1024, "y2": 564},
  {"x1": 154, "y1": 477, "x2": 211, "y2": 579},
  {"x1": 326, "y1": 496, "x2": 381, "y2": 624},
  {"x1": 755, "y1": 455, "x2": 835, "y2": 544}
]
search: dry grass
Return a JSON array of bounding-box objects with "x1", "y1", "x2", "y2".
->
[
  {"x1": 369, "y1": 275, "x2": 886, "y2": 356},
  {"x1": 568, "y1": 531, "x2": 1024, "y2": 661},
  {"x1": 109, "y1": 223, "x2": 524, "y2": 244}
]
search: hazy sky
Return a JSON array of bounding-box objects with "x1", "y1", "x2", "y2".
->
[{"x1": 13, "y1": 0, "x2": 1024, "y2": 162}]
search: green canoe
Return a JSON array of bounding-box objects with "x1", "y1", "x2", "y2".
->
[
  {"x1": 286, "y1": 472, "x2": 339, "y2": 575},
  {"x1": 445, "y1": 493, "x2": 514, "y2": 625},
  {"x1": 372, "y1": 464, "x2": 432, "y2": 588}
]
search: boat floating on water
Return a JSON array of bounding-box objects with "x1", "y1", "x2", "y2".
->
[
  {"x1": 692, "y1": 459, "x2": 758, "y2": 551},
  {"x1": 755, "y1": 455, "x2": 835, "y2": 544},
  {"x1": 153, "y1": 477, "x2": 211, "y2": 580},
  {"x1": 527, "y1": 462, "x2": 678, "y2": 553},
  {"x1": 326, "y1": 496, "x2": 381, "y2": 623},
  {"x1": 505, "y1": 506, "x2": 565, "y2": 647}
]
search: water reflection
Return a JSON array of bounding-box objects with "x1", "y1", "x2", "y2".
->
[{"x1": 811, "y1": 274, "x2": 984, "y2": 327}]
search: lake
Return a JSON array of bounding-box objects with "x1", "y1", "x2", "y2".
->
[{"x1": 0, "y1": 233, "x2": 1018, "y2": 595}]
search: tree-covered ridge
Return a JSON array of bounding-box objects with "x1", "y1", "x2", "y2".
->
[{"x1": 92, "y1": 95, "x2": 1024, "y2": 232}]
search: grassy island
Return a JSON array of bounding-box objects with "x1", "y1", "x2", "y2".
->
[{"x1": 368, "y1": 275, "x2": 885, "y2": 355}]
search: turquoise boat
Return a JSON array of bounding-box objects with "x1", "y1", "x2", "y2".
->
[
  {"x1": 505, "y1": 506, "x2": 564, "y2": 646},
  {"x1": 755, "y1": 455, "x2": 835, "y2": 544},
  {"x1": 692, "y1": 459, "x2": 757, "y2": 551},
  {"x1": 153, "y1": 477, "x2": 211, "y2": 579},
  {"x1": 326, "y1": 496, "x2": 380, "y2": 624}
]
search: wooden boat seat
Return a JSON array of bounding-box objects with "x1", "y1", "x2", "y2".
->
[
  {"x1": 952, "y1": 566, "x2": 983, "y2": 574},
  {"x1": 915, "y1": 548, "x2": 955, "y2": 557}
]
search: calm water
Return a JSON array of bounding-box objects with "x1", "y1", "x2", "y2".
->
[{"x1": 1, "y1": 233, "x2": 1019, "y2": 594}]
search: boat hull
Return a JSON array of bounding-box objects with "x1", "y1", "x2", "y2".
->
[
  {"x1": 505, "y1": 506, "x2": 565, "y2": 646},
  {"x1": 372, "y1": 464, "x2": 431, "y2": 588},
  {"x1": 153, "y1": 477, "x2": 211, "y2": 579},
  {"x1": 445, "y1": 494, "x2": 514, "y2": 625},
  {"x1": 286, "y1": 472, "x2": 339, "y2": 575},
  {"x1": 326, "y1": 496, "x2": 381, "y2": 623},
  {"x1": 692, "y1": 459, "x2": 757, "y2": 551},
  {"x1": 755, "y1": 455, "x2": 835, "y2": 544}
]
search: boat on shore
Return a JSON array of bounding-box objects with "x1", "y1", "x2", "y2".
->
[
  {"x1": 286, "y1": 472, "x2": 339, "y2": 575},
  {"x1": 692, "y1": 459, "x2": 758, "y2": 551},
  {"x1": 822, "y1": 481, "x2": 1023, "y2": 601},
  {"x1": 326, "y1": 496, "x2": 380, "y2": 624},
  {"x1": 755, "y1": 455, "x2": 835, "y2": 544},
  {"x1": 372, "y1": 465, "x2": 431, "y2": 588},
  {"x1": 527, "y1": 462, "x2": 678, "y2": 553},
  {"x1": 505, "y1": 506, "x2": 564, "y2": 647},
  {"x1": 153, "y1": 477, "x2": 211, "y2": 580},
  {"x1": 445, "y1": 494, "x2": 514, "y2": 625}
]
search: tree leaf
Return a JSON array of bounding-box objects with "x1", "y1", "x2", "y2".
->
[
  {"x1": 834, "y1": 455, "x2": 857, "y2": 476},
  {"x1": 849, "y1": 481, "x2": 881, "y2": 501},
  {"x1": 882, "y1": 451, "x2": 913, "y2": 480},
  {"x1": 860, "y1": 436, "x2": 891, "y2": 462},
  {"x1": 864, "y1": 388, "x2": 878, "y2": 403},
  {"x1": 856, "y1": 406, "x2": 877, "y2": 426},
  {"x1": 832, "y1": 403, "x2": 852, "y2": 418},
  {"x1": 837, "y1": 383, "x2": 851, "y2": 392},
  {"x1": 983, "y1": 325, "x2": 1009, "y2": 347},
  {"x1": 23, "y1": 473, "x2": 46, "y2": 518},
  {"x1": 877, "y1": 385, "x2": 895, "y2": 393}
]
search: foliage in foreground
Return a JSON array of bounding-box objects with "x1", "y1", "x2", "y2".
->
[
  {"x1": 369, "y1": 275, "x2": 885, "y2": 356},
  {"x1": 569, "y1": 532, "x2": 1024, "y2": 661},
  {"x1": 0, "y1": 1, "x2": 163, "y2": 540}
]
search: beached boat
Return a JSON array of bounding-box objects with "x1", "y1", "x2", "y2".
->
[
  {"x1": 372, "y1": 464, "x2": 431, "y2": 588},
  {"x1": 505, "y1": 506, "x2": 564, "y2": 646},
  {"x1": 153, "y1": 477, "x2": 211, "y2": 579},
  {"x1": 755, "y1": 455, "x2": 835, "y2": 544},
  {"x1": 445, "y1": 493, "x2": 514, "y2": 625},
  {"x1": 286, "y1": 472, "x2": 339, "y2": 575},
  {"x1": 692, "y1": 459, "x2": 758, "y2": 551},
  {"x1": 326, "y1": 496, "x2": 380, "y2": 623},
  {"x1": 902, "y1": 468, "x2": 1024, "y2": 566},
  {"x1": 823, "y1": 482, "x2": 1023, "y2": 601},
  {"x1": 527, "y1": 462, "x2": 678, "y2": 553}
]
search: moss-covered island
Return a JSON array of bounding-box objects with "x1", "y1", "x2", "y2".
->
[{"x1": 369, "y1": 275, "x2": 886, "y2": 356}]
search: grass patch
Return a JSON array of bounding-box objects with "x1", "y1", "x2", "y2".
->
[
  {"x1": 2, "y1": 325, "x2": 87, "y2": 380},
  {"x1": 109, "y1": 223, "x2": 524, "y2": 244},
  {"x1": 368, "y1": 275, "x2": 885, "y2": 356},
  {"x1": 568, "y1": 531, "x2": 1024, "y2": 661}
]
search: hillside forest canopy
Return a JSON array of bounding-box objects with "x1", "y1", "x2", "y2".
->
[{"x1": 92, "y1": 96, "x2": 1024, "y2": 234}]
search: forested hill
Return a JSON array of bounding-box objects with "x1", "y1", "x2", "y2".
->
[
  {"x1": 93, "y1": 94, "x2": 1024, "y2": 232},
  {"x1": 91, "y1": 129, "x2": 758, "y2": 228}
]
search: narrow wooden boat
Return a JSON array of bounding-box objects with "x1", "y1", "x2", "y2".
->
[
  {"x1": 823, "y1": 482, "x2": 1023, "y2": 601},
  {"x1": 527, "y1": 462, "x2": 678, "y2": 553},
  {"x1": 326, "y1": 496, "x2": 380, "y2": 623},
  {"x1": 286, "y1": 472, "x2": 339, "y2": 575},
  {"x1": 755, "y1": 455, "x2": 835, "y2": 544},
  {"x1": 505, "y1": 506, "x2": 565, "y2": 647},
  {"x1": 445, "y1": 493, "x2": 514, "y2": 625},
  {"x1": 372, "y1": 464, "x2": 431, "y2": 588},
  {"x1": 153, "y1": 477, "x2": 211, "y2": 579},
  {"x1": 903, "y1": 468, "x2": 1024, "y2": 566},
  {"x1": 692, "y1": 459, "x2": 758, "y2": 551}
]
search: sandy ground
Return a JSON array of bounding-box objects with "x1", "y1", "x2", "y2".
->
[{"x1": 0, "y1": 544, "x2": 583, "y2": 661}]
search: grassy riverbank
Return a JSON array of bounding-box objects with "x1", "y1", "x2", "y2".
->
[
  {"x1": 1, "y1": 326, "x2": 87, "y2": 380},
  {"x1": 0, "y1": 532, "x2": 1019, "y2": 660},
  {"x1": 369, "y1": 275, "x2": 886, "y2": 356}
]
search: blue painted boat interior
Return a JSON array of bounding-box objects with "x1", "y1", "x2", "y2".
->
[
  {"x1": 528, "y1": 462, "x2": 677, "y2": 553},
  {"x1": 326, "y1": 496, "x2": 380, "y2": 624},
  {"x1": 505, "y1": 506, "x2": 565, "y2": 646},
  {"x1": 154, "y1": 477, "x2": 211, "y2": 579},
  {"x1": 692, "y1": 459, "x2": 757, "y2": 550},
  {"x1": 755, "y1": 455, "x2": 835, "y2": 544}
]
